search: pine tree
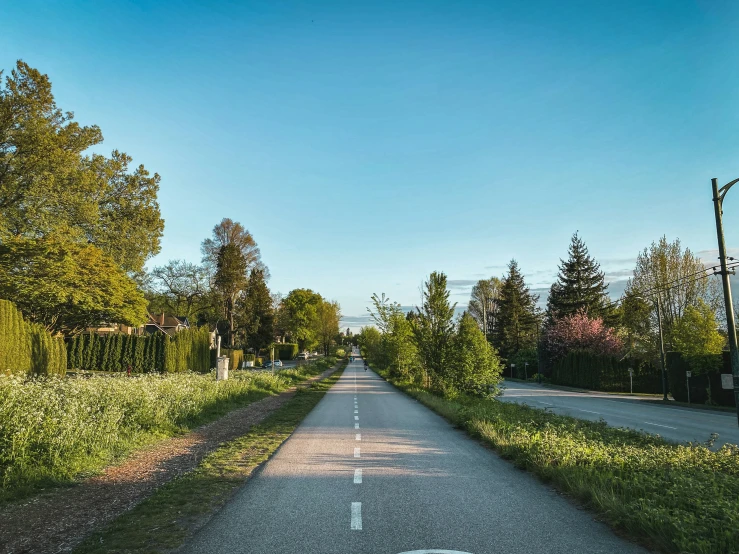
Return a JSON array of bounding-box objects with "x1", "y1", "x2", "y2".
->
[
  {"x1": 493, "y1": 260, "x2": 540, "y2": 360},
  {"x1": 547, "y1": 233, "x2": 611, "y2": 321}
]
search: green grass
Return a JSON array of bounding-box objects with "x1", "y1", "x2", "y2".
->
[
  {"x1": 0, "y1": 357, "x2": 338, "y2": 503},
  {"x1": 73, "y1": 364, "x2": 346, "y2": 554},
  {"x1": 387, "y1": 373, "x2": 739, "y2": 554}
]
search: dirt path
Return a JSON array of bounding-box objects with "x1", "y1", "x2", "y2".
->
[{"x1": 0, "y1": 366, "x2": 340, "y2": 554}]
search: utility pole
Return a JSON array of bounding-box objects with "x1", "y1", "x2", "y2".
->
[
  {"x1": 712, "y1": 177, "x2": 739, "y2": 425},
  {"x1": 655, "y1": 294, "x2": 668, "y2": 401}
]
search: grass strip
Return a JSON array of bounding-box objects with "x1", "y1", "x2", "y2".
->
[
  {"x1": 386, "y1": 374, "x2": 739, "y2": 554},
  {"x1": 1, "y1": 357, "x2": 337, "y2": 503},
  {"x1": 73, "y1": 363, "x2": 346, "y2": 554}
]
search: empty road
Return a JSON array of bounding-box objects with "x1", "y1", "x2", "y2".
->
[
  {"x1": 501, "y1": 380, "x2": 739, "y2": 448},
  {"x1": 182, "y1": 360, "x2": 645, "y2": 554}
]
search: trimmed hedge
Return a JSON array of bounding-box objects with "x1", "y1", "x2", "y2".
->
[
  {"x1": 67, "y1": 327, "x2": 211, "y2": 373},
  {"x1": 0, "y1": 299, "x2": 66, "y2": 376},
  {"x1": 666, "y1": 351, "x2": 734, "y2": 406},
  {"x1": 275, "y1": 343, "x2": 299, "y2": 360},
  {"x1": 552, "y1": 350, "x2": 661, "y2": 393},
  {"x1": 220, "y1": 348, "x2": 244, "y2": 371}
]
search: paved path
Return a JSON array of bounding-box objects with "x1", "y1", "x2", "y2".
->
[
  {"x1": 182, "y1": 361, "x2": 645, "y2": 554},
  {"x1": 500, "y1": 380, "x2": 739, "y2": 448}
]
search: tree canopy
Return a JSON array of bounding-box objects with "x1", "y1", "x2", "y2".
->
[{"x1": 493, "y1": 260, "x2": 540, "y2": 360}]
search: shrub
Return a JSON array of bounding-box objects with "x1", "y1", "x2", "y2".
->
[
  {"x1": 552, "y1": 350, "x2": 660, "y2": 393},
  {"x1": 0, "y1": 300, "x2": 65, "y2": 376},
  {"x1": 220, "y1": 348, "x2": 243, "y2": 371}
]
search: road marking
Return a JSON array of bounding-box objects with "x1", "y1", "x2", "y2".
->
[
  {"x1": 354, "y1": 447, "x2": 360, "y2": 457},
  {"x1": 396, "y1": 551, "x2": 474, "y2": 554},
  {"x1": 355, "y1": 423, "x2": 360, "y2": 429},
  {"x1": 576, "y1": 409, "x2": 601, "y2": 414},
  {"x1": 644, "y1": 421, "x2": 677, "y2": 430},
  {"x1": 351, "y1": 502, "x2": 362, "y2": 530},
  {"x1": 354, "y1": 468, "x2": 362, "y2": 484},
  {"x1": 354, "y1": 410, "x2": 359, "y2": 414},
  {"x1": 355, "y1": 415, "x2": 359, "y2": 420},
  {"x1": 356, "y1": 433, "x2": 361, "y2": 441}
]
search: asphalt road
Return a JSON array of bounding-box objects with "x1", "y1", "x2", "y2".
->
[
  {"x1": 500, "y1": 380, "x2": 739, "y2": 448},
  {"x1": 182, "y1": 360, "x2": 645, "y2": 554}
]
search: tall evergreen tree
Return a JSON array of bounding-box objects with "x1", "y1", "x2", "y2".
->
[
  {"x1": 240, "y1": 269, "x2": 274, "y2": 353},
  {"x1": 546, "y1": 233, "x2": 611, "y2": 321},
  {"x1": 214, "y1": 244, "x2": 247, "y2": 347},
  {"x1": 494, "y1": 260, "x2": 540, "y2": 360}
]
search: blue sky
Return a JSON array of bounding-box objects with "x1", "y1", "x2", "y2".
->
[{"x1": 3, "y1": 0, "x2": 739, "y2": 330}]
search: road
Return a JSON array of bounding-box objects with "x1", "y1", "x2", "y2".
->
[
  {"x1": 182, "y1": 360, "x2": 645, "y2": 554},
  {"x1": 500, "y1": 380, "x2": 739, "y2": 448}
]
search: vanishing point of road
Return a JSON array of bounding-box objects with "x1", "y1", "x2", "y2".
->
[{"x1": 182, "y1": 360, "x2": 645, "y2": 554}]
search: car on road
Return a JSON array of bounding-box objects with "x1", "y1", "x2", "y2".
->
[
  {"x1": 296, "y1": 352, "x2": 309, "y2": 360},
  {"x1": 262, "y1": 360, "x2": 283, "y2": 368}
]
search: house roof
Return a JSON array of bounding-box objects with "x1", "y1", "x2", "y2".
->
[{"x1": 146, "y1": 313, "x2": 190, "y2": 329}]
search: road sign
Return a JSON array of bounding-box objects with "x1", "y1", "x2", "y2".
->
[
  {"x1": 722, "y1": 374, "x2": 734, "y2": 390},
  {"x1": 686, "y1": 371, "x2": 692, "y2": 378}
]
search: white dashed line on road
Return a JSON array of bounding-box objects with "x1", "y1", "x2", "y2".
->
[
  {"x1": 355, "y1": 415, "x2": 359, "y2": 420},
  {"x1": 355, "y1": 423, "x2": 360, "y2": 429},
  {"x1": 354, "y1": 447, "x2": 360, "y2": 458},
  {"x1": 356, "y1": 433, "x2": 361, "y2": 441},
  {"x1": 351, "y1": 502, "x2": 362, "y2": 530},
  {"x1": 354, "y1": 468, "x2": 362, "y2": 484},
  {"x1": 354, "y1": 410, "x2": 358, "y2": 414},
  {"x1": 644, "y1": 421, "x2": 677, "y2": 429},
  {"x1": 576, "y1": 409, "x2": 601, "y2": 414}
]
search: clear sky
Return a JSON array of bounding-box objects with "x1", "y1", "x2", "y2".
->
[{"x1": 3, "y1": 0, "x2": 739, "y2": 330}]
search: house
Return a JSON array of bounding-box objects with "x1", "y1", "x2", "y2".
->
[{"x1": 143, "y1": 313, "x2": 191, "y2": 336}]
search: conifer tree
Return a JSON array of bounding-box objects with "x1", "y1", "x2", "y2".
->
[
  {"x1": 547, "y1": 233, "x2": 612, "y2": 322},
  {"x1": 493, "y1": 260, "x2": 540, "y2": 360}
]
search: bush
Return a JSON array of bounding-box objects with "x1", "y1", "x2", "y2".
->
[
  {"x1": 666, "y1": 351, "x2": 734, "y2": 406},
  {"x1": 275, "y1": 343, "x2": 298, "y2": 360},
  {"x1": 220, "y1": 348, "x2": 243, "y2": 371},
  {"x1": 0, "y1": 300, "x2": 66, "y2": 376},
  {"x1": 552, "y1": 350, "x2": 660, "y2": 393}
]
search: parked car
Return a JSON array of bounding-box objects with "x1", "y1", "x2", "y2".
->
[
  {"x1": 297, "y1": 352, "x2": 309, "y2": 360},
  {"x1": 263, "y1": 360, "x2": 283, "y2": 368}
]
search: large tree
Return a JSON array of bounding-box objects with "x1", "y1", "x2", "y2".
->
[
  {"x1": 0, "y1": 235, "x2": 147, "y2": 334},
  {"x1": 493, "y1": 260, "x2": 540, "y2": 360},
  {"x1": 624, "y1": 236, "x2": 721, "y2": 353},
  {"x1": 148, "y1": 260, "x2": 212, "y2": 322},
  {"x1": 467, "y1": 277, "x2": 501, "y2": 340},
  {"x1": 448, "y1": 313, "x2": 503, "y2": 396},
  {"x1": 214, "y1": 244, "x2": 247, "y2": 347},
  {"x1": 316, "y1": 299, "x2": 341, "y2": 356},
  {"x1": 546, "y1": 233, "x2": 611, "y2": 322},
  {"x1": 280, "y1": 288, "x2": 323, "y2": 351},
  {"x1": 0, "y1": 61, "x2": 163, "y2": 273},
  {"x1": 413, "y1": 271, "x2": 456, "y2": 391},
  {"x1": 201, "y1": 218, "x2": 266, "y2": 279},
  {"x1": 239, "y1": 269, "x2": 274, "y2": 353}
]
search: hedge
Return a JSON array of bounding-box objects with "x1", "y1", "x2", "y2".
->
[
  {"x1": 276, "y1": 343, "x2": 299, "y2": 360},
  {"x1": 666, "y1": 351, "x2": 735, "y2": 406},
  {"x1": 0, "y1": 299, "x2": 66, "y2": 376},
  {"x1": 67, "y1": 327, "x2": 211, "y2": 373},
  {"x1": 219, "y1": 348, "x2": 244, "y2": 370},
  {"x1": 552, "y1": 350, "x2": 661, "y2": 393}
]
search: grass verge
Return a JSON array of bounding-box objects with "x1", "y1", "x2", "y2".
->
[
  {"x1": 1, "y1": 357, "x2": 338, "y2": 504},
  {"x1": 73, "y1": 363, "x2": 346, "y2": 554},
  {"x1": 386, "y1": 373, "x2": 739, "y2": 554}
]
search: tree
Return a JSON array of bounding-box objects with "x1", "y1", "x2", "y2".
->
[
  {"x1": 413, "y1": 271, "x2": 456, "y2": 391},
  {"x1": 149, "y1": 260, "x2": 212, "y2": 321},
  {"x1": 670, "y1": 300, "x2": 725, "y2": 360},
  {"x1": 316, "y1": 299, "x2": 341, "y2": 355},
  {"x1": 281, "y1": 289, "x2": 323, "y2": 351},
  {"x1": 240, "y1": 269, "x2": 274, "y2": 352},
  {"x1": 201, "y1": 218, "x2": 266, "y2": 279},
  {"x1": 448, "y1": 313, "x2": 503, "y2": 396},
  {"x1": 546, "y1": 233, "x2": 612, "y2": 322},
  {"x1": 0, "y1": 234, "x2": 147, "y2": 334},
  {"x1": 214, "y1": 244, "x2": 247, "y2": 347},
  {"x1": 543, "y1": 311, "x2": 623, "y2": 361},
  {"x1": 358, "y1": 326, "x2": 382, "y2": 362},
  {"x1": 0, "y1": 61, "x2": 163, "y2": 272},
  {"x1": 468, "y1": 277, "x2": 501, "y2": 340},
  {"x1": 494, "y1": 260, "x2": 540, "y2": 360},
  {"x1": 625, "y1": 236, "x2": 721, "y2": 349}
]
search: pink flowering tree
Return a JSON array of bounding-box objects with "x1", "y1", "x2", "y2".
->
[{"x1": 544, "y1": 311, "x2": 622, "y2": 361}]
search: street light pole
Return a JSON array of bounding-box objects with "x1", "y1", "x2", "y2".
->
[{"x1": 712, "y1": 177, "x2": 739, "y2": 425}]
